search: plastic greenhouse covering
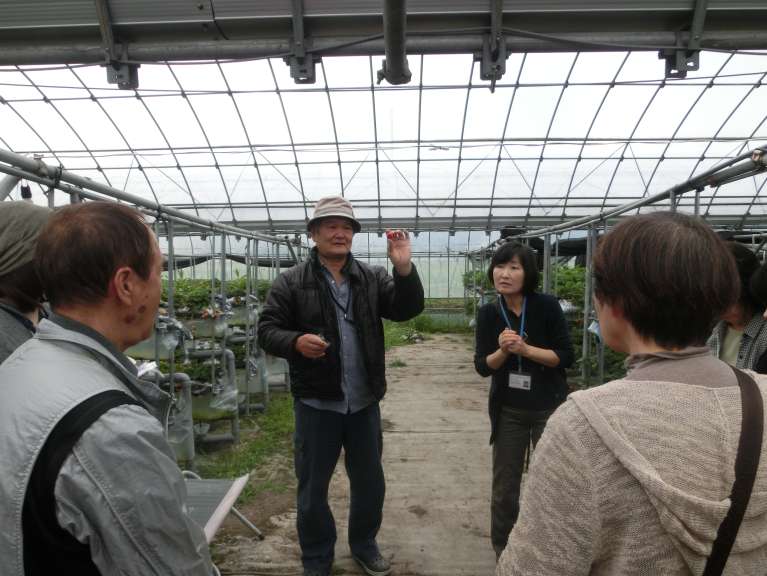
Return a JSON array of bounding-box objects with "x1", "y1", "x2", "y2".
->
[{"x1": 1, "y1": 50, "x2": 766, "y2": 234}]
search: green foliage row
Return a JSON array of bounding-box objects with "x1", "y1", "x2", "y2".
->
[
  {"x1": 157, "y1": 343, "x2": 250, "y2": 382},
  {"x1": 463, "y1": 263, "x2": 627, "y2": 386},
  {"x1": 462, "y1": 270, "x2": 495, "y2": 293},
  {"x1": 161, "y1": 277, "x2": 272, "y2": 310},
  {"x1": 383, "y1": 313, "x2": 474, "y2": 349},
  {"x1": 545, "y1": 265, "x2": 627, "y2": 387}
]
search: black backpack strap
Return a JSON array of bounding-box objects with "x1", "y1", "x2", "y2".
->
[
  {"x1": 703, "y1": 367, "x2": 764, "y2": 576},
  {"x1": 23, "y1": 390, "x2": 145, "y2": 576}
]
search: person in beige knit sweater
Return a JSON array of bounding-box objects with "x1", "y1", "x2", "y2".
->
[{"x1": 497, "y1": 211, "x2": 767, "y2": 576}]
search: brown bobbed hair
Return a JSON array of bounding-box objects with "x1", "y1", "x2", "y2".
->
[
  {"x1": 487, "y1": 241, "x2": 540, "y2": 297},
  {"x1": 35, "y1": 202, "x2": 155, "y2": 310},
  {"x1": 592, "y1": 211, "x2": 738, "y2": 349},
  {"x1": 0, "y1": 261, "x2": 44, "y2": 314},
  {"x1": 726, "y1": 242, "x2": 764, "y2": 319}
]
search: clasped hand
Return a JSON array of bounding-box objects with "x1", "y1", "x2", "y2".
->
[
  {"x1": 296, "y1": 334, "x2": 328, "y2": 359},
  {"x1": 498, "y1": 327, "x2": 528, "y2": 357}
]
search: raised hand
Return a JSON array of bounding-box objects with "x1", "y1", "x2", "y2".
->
[{"x1": 386, "y1": 228, "x2": 412, "y2": 276}]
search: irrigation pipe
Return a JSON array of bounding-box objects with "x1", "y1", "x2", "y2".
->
[
  {"x1": 0, "y1": 146, "x2": 293, "y2": 246},
  {"x1": 463, "y1": 148, "x2": 767, "y2": 255}
]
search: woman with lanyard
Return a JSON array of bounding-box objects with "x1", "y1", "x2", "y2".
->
[
  {"x1": 473, "y1": 240, "x2": 574, "y2": 560},
  {"x1": 0, "y1": 201, "x2": 52, "y2": 364}
]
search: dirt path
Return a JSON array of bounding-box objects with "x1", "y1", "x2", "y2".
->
[{"x1": 212, "y1": 334, "x2": 498, "y2": 575}]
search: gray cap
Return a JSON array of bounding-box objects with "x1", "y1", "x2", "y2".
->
[
  {"x1": 306, "y1": 196, "x2": 361, "y2": 234},
  {"x1": 0, "y1": 201, "x2": 52, "y2": 277}
]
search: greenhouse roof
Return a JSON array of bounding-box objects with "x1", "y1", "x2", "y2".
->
[{"x1": 1, "y1": 2, "x2": 767, "y2": 234}]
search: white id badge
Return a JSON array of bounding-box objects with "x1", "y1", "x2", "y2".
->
[{"x1": 508, "y1": 371, "x2": 532, "y2": 391}]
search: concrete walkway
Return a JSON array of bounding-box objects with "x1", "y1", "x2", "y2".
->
[
  {"x1": 330, "y1": 334, "x2": 497, "y2": 575},
  {"x1": 213, "y1": 334, "x2": 499, "y2": 575}
]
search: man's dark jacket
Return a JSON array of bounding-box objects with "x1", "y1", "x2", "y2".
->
[{"x1": 257, "y1": 247, "x2": 424, "y2": 401}]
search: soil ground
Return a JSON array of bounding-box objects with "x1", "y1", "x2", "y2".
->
[{"x1": 211, "y1": 334, "x2": 501, "y2": 576}]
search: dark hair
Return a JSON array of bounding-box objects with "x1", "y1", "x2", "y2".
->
[
  {"x1": 0, "y1": 261, "x2": 44, "y2": 314},
  {"x1": 726, "y1": 242, "x2": 764, "y2": 318},
  {"x1": 750, "y1": 260, "x2": 767, "y2": 308},
  {"x1": 35, "y1": 202, "x2": 155, "y2": 310},
  {"x1": 487, "y1": 241, "x2": 539, "y2": 297},
  {"x1": 592, "y1": 211, "x2": 738, "y2": 349}
]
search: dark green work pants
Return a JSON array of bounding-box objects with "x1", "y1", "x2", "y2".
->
[{"x1": 491, "y1": 405, "x2": 556, "y2": 558}]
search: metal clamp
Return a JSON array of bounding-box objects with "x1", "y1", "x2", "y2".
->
[
  {"x1": 101, "y1": 43, "x2": 140, "y2": 90},
  {"x1": 475, "y1": 34, "x2": 509, "y2": 93},
  {"x1": 283, "y1": 0, "x2": 319, "y2": 84},
  {"x1": 657, "y1": 0, "x2": 708, "y2": 79},
  {"x1": 474, "y1": 0, "x2": 508, "y2": 92}
]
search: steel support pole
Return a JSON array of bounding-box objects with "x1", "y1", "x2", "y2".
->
[
  {"x1": 581, "y1": 224, "x2": 594, "y2": 384},
  {"x1": 4, "y1": 31, "x2": 767, "y2": 66},
  {"x1": 592, "y1": 224, "x2": 603, "y2": 385},
  {"x1": 0, "y1": 147, "x2": 285, "y2": 245},
  {"x1": 0, "y1": 175, "x2": 20, "y2": 201},
  {"x1": 210, "y1": 235, "x2": 217, "y2": 385},
  {"x1": 167, "y1": 220, "x2": 176, "y2": 390},
  {"x1": 543, "y1": 234, "x2": 551, "y2": 294},
  {"x1": 377, "y1": 0, "x2": 412, "y2": 85},
  {"x1": 555, "y1": 242, "x2": 560, "y2": 294},
  {"x1": 695, "y1": 188, "x2": 701, "y2": 218},
  {"x1": 245, "y1": 239, "x2": 251, "y2": 417},
  {"x1": 517, "y1": 148, "x2": 766, "y2": 238},
  {"x1": 154, "y1": 218, "x2": 161, "y2": 390},
  {"x1": 428, "y1": 232, "x2": 431, "y2": 313},
  {"x1": 220, "y1": 233, "x2": 238, "y2": 443},
  {"x1": 472, "y1": 253, "x2": 477, "y2": 321},
  {"x1": 447, "y1": 234, "x2": 450, "y2": 308}
]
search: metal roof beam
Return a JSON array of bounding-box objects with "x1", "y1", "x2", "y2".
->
[{"x1": 3, "y1": 30, "x2": 767, "y2": 66}]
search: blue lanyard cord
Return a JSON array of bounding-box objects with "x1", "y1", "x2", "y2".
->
[
  {"x1": 499, "y1": 295, "x2": 526, "y2": 372},
  {"x1": 5, "y1": 308, "x2": 36, "y2": 334}
]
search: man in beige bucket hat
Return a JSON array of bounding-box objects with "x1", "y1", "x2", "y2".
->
[{"x1": 259, "y1": 196, "x2": 424, "y2": 576}]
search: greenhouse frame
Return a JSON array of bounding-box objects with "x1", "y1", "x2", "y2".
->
[{"x1": 1, "y1": 2, "x2": 767, "y2": 568}]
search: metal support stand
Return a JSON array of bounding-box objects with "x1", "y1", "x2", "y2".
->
[
  {"x1": 153, "y1": 217, "x2": 162, "y2": 389},
  {"x1": 581, "y1": 223, "x2": 595, "y2": 384},
  {"x1": 168, "y1": 220, "x2": 175, "y2": 387},
  {"x1": 543, "y1": 234, "x2": 551, "y2": 294},
  {"x1": 220, "y1": 233, "x2": 238, "y2": 443},
  {"x1": 694, "y1": 188, "x2": 702, "y2": 218},
  {"x1": 245, "y1": 239, "x2": 251, "y2": 417},
  {"x1": 472, "y1": 253, "x2": 477, "y2": 321},
  {"x1": 554, "y1": 234, "x2": 559, "y2": 298}
]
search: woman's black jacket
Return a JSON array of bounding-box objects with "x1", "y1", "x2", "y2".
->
[
  {"x1": 257, "y1": 247, "x2": 424, "y2": 402},
  {"x1": 474, "y1": 291, "x2": 575, "y2": 445}
]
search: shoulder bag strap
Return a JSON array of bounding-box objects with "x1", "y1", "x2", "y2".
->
[
  {"x1": 23, "y1": 390, "x2": 145, "y2": 576},
  {"x1": 702, "y1": 367, "x2": 764, "y2": 576}
]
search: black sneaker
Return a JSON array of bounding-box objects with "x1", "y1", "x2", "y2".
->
[{"x1": 353, "y1": 554, "x2": 392, "y2": 576}]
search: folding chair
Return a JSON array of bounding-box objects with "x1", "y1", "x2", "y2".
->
[{"x1": 182, "y1": 471, "x2": 265, "y2": 543}]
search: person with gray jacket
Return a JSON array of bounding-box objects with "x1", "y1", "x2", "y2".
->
[
  {"x1": 0, "y1": 201, "x2": 52, "y2": 364},
  {"x1": 0, "y1": 202, "x2": 214, "y2": 576}
]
